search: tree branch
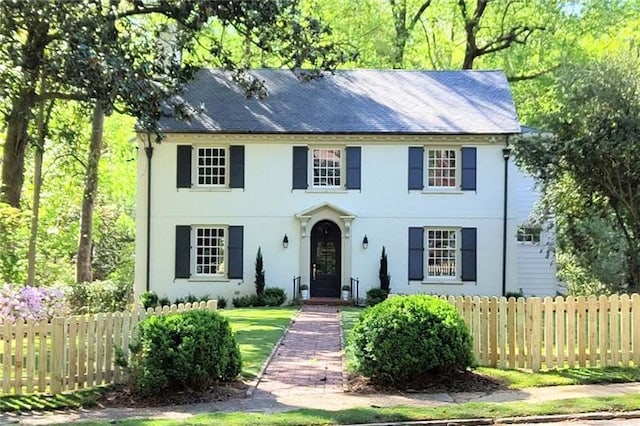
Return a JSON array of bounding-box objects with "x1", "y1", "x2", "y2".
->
[
  {"x1": 408, "y1": 0, "x2": 433, "y2": 32},
  {"x1": 507, "y1": 65, "x2": 560, "y2": 82}
]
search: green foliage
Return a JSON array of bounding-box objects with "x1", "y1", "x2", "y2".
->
[
  {"x1": 139, "y1": 291, "x2": 159, "y2": 310},
  {"x1": 255, "y1": 247, "x2": 265, "y2": 297},
  {"x1": 0, "y1": 202, "x2": 28, "y2": 283},
  {"x1": 349, "y1": 295, "x2": 474, "y2": 386},
  {"x1": 379, "y1": 246, "x2": 390, "y2": 293},
  {"x1": 217, "y1": 296, "x2": 228, "y2": 309},
  {"x1": 515, "y1": 58, "x2": 640, "y2": 293},
  {"x1": 65, "y1": 280, "x2": 133, "y2": 314},
  {"x1": 125, "y1": 310, "x2": 241, "y2": 396},
  {"x1": 504, "y1": 290, "x2": 524, "y2": 299},
  {"x1": 365, "y1": 288, "x2": 388, "y2": 307},
  {"x1": 263, "y1": 287, "x2": 286, "y2": 307}
]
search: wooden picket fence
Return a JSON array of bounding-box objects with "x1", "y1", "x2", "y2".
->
[
  {"x1": 0, "y1": 301, "x2": 217, "y2": 396},
  {"x1": 442, "y1": 294, "x2": 640, "y2": 371}
]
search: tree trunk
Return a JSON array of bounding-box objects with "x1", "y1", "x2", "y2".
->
[
  {"x1": 76, "y1": 103, "x2": 104, "y2": 284},
  {"x1": 27, "y1": 88, "x2": 48, "y2": 286},
  {"x1": 1, "y1": 94, "x2": 34, "y2": 208}
]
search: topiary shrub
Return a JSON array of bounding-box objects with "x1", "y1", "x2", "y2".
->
[
  {"x1": 348, "y1": 295, "x2": 474, "y2": 387},
  {"x1": 366, "y1": 287, "x2": 388, "y2": 307},
  {"x1": 124, "y1": 310, "x2": 241, "y2": 396},
  {"x1": 263, "y1": 287, "x2": 286, "y2": 306}
]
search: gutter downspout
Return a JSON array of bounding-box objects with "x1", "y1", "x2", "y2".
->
[
  {"x1": 502, "y1": 137, "x2": 511, "y2": 297},
  {"x1": 145, "y1": 134, "x2": 154, "y2": 293}
]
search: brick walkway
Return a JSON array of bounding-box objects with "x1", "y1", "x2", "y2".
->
[{"x1": 255, "y1": 305, "x2": 343, "y2": 395}]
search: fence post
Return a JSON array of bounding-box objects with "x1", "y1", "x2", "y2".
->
[
  {"x1": 207, "y1": 300, "x2": 218, "y2": 311},
  {"x1": 50, "y1": 317, "x2": 65, "y2": 394}
]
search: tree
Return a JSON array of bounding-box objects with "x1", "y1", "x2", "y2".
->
[
  {"x1": 255, "y1": 247, "x2": 265, "y2": 298},
  {"x1": 379, "y1": 246, "x2": 390, "y2": 293},
  {"x1": 388, "y1": 0, "x2": 433, "y2": 68},
  {"x1": 515, "y1": 59, "x2": 640, "y2": 293}
]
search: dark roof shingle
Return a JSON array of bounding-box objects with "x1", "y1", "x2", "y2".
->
[{"x1": 158, "y1": 69, "x2": 521, "y2": 135}]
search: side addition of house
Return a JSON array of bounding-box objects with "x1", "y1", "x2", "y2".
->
[{"x1": 134, "y1": 69, "x2": 557, "y2": 301}]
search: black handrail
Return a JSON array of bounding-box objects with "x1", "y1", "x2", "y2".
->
[
  {"x1": 351, "y1": 277, "x2": 359, "y2": 306},
  {"x1": 292, "y1": 275, "x2": 301, "y2": 301}
]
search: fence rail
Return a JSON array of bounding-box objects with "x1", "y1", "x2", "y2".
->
[
  {"x1": 441, "y1": 294, "x2": 640, "y2": 371},
  {"x1": 0, "y1": 301, "x2": 217, "y2": 395}
]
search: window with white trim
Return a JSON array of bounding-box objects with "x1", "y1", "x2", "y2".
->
[
  {"x1": 194, "y1": 227, "x2": 226, "y2": 275},
  {"x1": 427, "y1": 148, "x2": 457, "y2": 188},
  {"x1": 427, "y1": 228, "x2": 457, "y2": 278},
  {"x1": 517, "y1": 226, "x2": 541, "y2": 244},
  {"x1": 312, "y1": 148, "x2": 342, "y2": 188},
  {"x1": 196, "y1": 147, "x2": 226, "y2": 186}
]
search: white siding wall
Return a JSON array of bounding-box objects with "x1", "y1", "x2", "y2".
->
[
  {"x1": 513, "y1": 164, "x2": 557, "y2": 296},
  {"x1": 135, "y1": 134, "x2": 520, "y2": 301}
]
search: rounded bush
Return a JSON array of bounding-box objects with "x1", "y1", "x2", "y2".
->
[
  {"x1": 348, "y1": 295, "x2": 474, "y2": 386},
  {"x1": 130, "y1": 309, "x2": 241, "y2": 396},
  {"x1": 264, "y1": 287, "x2": 286, "y2": 306}
]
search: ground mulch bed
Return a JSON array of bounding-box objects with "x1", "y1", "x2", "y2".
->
[
  {"x1": 346, "y1": 369, "x2": 506, "y2": 394},
  {"x1": 94, "y1": 380, "x2": 248, "y2": 408}
]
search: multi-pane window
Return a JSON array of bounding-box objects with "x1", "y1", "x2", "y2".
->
[
  {"x1": 312, "y1": 148, "x2": 342, "y2": 187},
  {"x1": 427, "y1": 229, "x2": 457, "y2": 278},
  {"x1": 427, "y1": 149, "x2": 457, "y2": 188},
  {"x1": 196, "y1": 147, "x2": 226, "y2": 186},
  {"x1": 195, "y1": 227, "x2": 225, "y2": 275},
  {"x1": 517, "y1": 226, "x2": 541, "y2": 243}
]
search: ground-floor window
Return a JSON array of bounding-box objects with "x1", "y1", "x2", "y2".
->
[
  {"x1": 194, "y1": 226, "x2": 226, "y2": 275},
  {"x1": 427, "y1": 228, "x2": 457, "y2": 278}
]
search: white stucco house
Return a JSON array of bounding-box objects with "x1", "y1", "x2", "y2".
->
[{"x1": 134, "y1": 69, "x2": 557, "y2": 302}]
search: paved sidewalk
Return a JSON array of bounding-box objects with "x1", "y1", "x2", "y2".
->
[{"x1": 255, "y1": 304, "x2": 343, "y2": 395}]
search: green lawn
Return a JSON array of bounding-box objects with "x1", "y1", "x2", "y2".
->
[
  {"x1": 67, "y1": 393, "x2": 640, "y2": 425},
  {"x1": 0, "y1": 306, "x2": 298, "y2": 412},
  {"x1": 220, "y1": 306, "x2": 298, "y2": 379}
]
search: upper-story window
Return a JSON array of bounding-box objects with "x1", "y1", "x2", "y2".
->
[
  {"x1": 427, "y1": 149, "x2": 457, "y2": 188},
  {"x1": 517, "y1": 226, "x2": 541, "y2": 244},
  {"x1": 196, "y1": 147, "x2": 227, "y2": 186},
  {"x1": 408, "y1": 146, "x2": 476, "y2": 191},
  {"x1": 312, "y1": 148, "x2": 342, "y2": 188}
]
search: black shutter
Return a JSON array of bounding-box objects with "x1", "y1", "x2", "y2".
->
[
  {"x1": 227, "y1": 226, "x2": 244, "y2": 279},
  {"x1": 408, "y1": 147, "x2": 424, "y2": 190},
  {"x1": 345, "y1": 146, "x2": 361, "y2": 190},
  {"x1": 229, "y1": 145, "x2": 245, "y2": 189},
  {"x1": 461, "y1": 147, "x2": 477, "y2": 191},
  {"x1": 175, "y1": 225, "x2": 191, "y2": 279},
  {"x1": 408, "y1": 227, "x2": 424, "y2": 280},
  {"x1": 292, "y1": 146, "x2": 308, "y2": 190},
  {"x1": 461, "y1": 227, "x2": 477, "y2": 281},
  {"x1": 176, "y1": 145, "x2": 192, "y2": 188}
]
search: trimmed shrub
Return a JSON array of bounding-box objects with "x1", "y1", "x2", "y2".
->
[
  {"x1": 263, "y1": 287, "x2": 286, "y2": 306},
  {"x1": 125, "y1": 310, "x2": 241, "y2": 396},
  {"x1": 348, "y1": 295, "x2": 474, "y2": 386},
  {"x1": 139, "y1": 291, "x2": 159, "y2": 310},
  {"x1": 158, "y1": 296, "x2": 171, "y2": 308},
  {"x1": 217, "y1": 296, "x2": 228, "y2": 309},
  {"x1": 255, "y1": 247, "x2": 265, "y2": 297},
  {"x1": 232, "y1": 295, "x2": 252, "y2": 308},
  {"x1": 366, "y1": 287, "x2": 388, "y2": 307}
]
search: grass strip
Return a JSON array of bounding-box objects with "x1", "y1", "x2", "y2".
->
[{"x1": 68, "y1": 393, "x2": 640, "y2": 426}]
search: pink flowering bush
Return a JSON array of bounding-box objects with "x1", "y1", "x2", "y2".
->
[{"x1": 0, "y1": 284, "x2": 65, "y2": 323}]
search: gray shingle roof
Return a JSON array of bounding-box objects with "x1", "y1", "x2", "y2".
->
[{"x1": 158, "y1": 69, "x2": 521, "y2": 135}]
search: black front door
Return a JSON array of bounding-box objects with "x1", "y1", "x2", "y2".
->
[{"x1": 310, "y1": 220, "x2": 341, "y2": 297}]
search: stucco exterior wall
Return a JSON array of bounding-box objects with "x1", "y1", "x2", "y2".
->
[{"x1": 135, "y1": 133, "x2": 521, "y2": 302}]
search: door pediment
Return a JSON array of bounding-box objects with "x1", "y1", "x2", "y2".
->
[{"x1": 296, "y1": 202, "x2": 356, "y2": 237}]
